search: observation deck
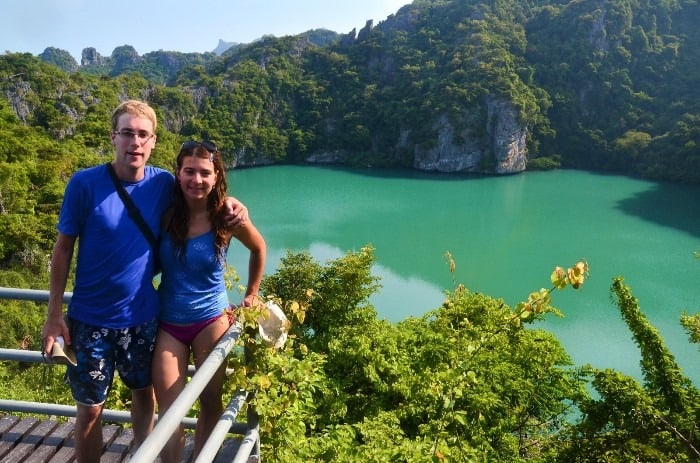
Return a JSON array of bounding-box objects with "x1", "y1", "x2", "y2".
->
[{"x1": 0, "y1": 287, "x2": 259, "y2": 462}]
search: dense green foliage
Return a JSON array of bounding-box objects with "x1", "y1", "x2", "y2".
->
[
  {"x1": 233, "y1": 252, "x2": 699, "y2": 461},
  {"x1": 526, "y1": 0, "x2": 700, "y2": 182},
  {"x1": 2, "y1": 246, "x2": 699, "y2": 461},
  {"x1": 4, "y1": 0, "x2": 699, "y2": 181},
  {"x1": 556, "y1": 278, "x2": 700, "y2": 462}
]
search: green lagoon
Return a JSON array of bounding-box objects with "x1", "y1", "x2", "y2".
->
[{"x1": 227, "y1": 165, "x2": 700, "y2": 385}]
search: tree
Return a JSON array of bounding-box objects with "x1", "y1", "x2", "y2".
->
[
  {"x1": 250, "y1": 250, "x2": 594, "y2": 461},
  {"x1": 558, "y1": 277, "x2": 700, "y2": 462}
]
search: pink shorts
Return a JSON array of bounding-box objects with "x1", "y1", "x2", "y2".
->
[{"x1": 159, "y1": 316, "x2": 221, "y2": 345}]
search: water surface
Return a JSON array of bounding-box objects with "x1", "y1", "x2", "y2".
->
[{"x1": 227, "y1": 166, "x2": 700, "y2": 384}]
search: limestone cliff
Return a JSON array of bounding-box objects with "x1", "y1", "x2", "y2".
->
[
  {"x1": 81, "y1": 48, "x2": 107, "y2": 67},
  {"x1": 411, "y1": 98, "x2": 527, "y2": 174},
  {"x1": 305, "y1": 97, "x2": 528, "y2": 174}
]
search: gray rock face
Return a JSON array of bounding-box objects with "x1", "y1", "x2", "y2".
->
[
  {"x1": 412, "y1": 98, "x2": 527, "y2": 174},
  {"x1": 411, "y1": 114, "x2": 481, "y2": 172},
  {"x1": 488, "y1": 98, "x2": 528, "y2": 174},
  {"x1": 4, "y1": 81, "x2": 32, "y2": 123},
  {"x1": 304, "y1": 151, "x2": 348, "y2": 164},
  {"x1": 81, "y1": 48, "x2": 107, "y2": 66}
]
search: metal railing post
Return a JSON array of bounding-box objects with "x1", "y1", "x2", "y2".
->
[
  {"x1": 196, "y1": 391, "x2": 252, "y2": 462},
  {"x1": 129, "y1": 322, "x2": 245, "y2": 462}
]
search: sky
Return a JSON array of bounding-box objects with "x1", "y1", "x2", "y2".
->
[{"x1": 2, "y1": 0, "x2": 411, "y2": 62}]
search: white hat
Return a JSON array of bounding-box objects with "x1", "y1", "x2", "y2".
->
[{"x1": 257, "y1": 301, "x2": 288, "y2": 348}]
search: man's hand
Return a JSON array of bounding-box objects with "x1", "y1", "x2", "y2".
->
[
  {"x1": 41, "y1": 314, "x2": 70, "y2": 360},
  {"x1": 224, "y1": 197, "x2": 249, "y2": 228}
]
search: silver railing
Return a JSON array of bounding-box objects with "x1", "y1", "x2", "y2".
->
[{"x1": 0, "y1": 286, "x2": 259, "y2": 462}]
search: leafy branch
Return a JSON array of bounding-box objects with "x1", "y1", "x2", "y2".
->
[
  {"x1": 513, "y1": 260, "x2": 589, "y2": 324},
  {"x1": 432, "y1": 255, "x2": 590, "y2": 460}
]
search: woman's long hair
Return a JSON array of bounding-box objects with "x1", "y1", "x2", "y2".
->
[{"x1": 168, "y1": 142, "x2": 229, "y2": 263}]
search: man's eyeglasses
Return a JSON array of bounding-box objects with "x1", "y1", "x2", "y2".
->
[
  {"x1": 181, "y1": 140, "x2": 217, "y2": 154},
  {"x1": 114, "y1": 129, "x2": 154, "y2": 141}
]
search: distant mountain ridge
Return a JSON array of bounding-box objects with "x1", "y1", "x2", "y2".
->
[
  {"x1": 37, "y1": 29, "x2": 341, "y2": 85},
  {"x1": 213, "y1": 39, "x2": 239, "y2": 56},
  {"x1": 5, "y1": 0, "x2": 700, "y2": 183}
]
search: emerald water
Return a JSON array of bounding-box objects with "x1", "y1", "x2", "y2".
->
[{"x1": 226, "y1": 165, "x2": 700, "y2": 385}]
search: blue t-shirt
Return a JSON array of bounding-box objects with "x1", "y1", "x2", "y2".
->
[
  {"x1": 157, "y1": 230, "x2": 229, "y2": 324},
  {"x1": 57, "y1": 164, "x2": 174, "y2": 328}
]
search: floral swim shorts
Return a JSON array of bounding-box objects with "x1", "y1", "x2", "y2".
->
[{"x1": 66, "y1": 317, "x2": 157, "y2": 406}]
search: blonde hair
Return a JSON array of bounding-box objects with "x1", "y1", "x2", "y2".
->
[{"x1": 110, "y1": 100, "x2": 157, "y2": 132}]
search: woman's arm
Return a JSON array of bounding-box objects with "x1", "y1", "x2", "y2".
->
[{"x1": 230, "y1": 221, "x2": 267, "y2": 307}]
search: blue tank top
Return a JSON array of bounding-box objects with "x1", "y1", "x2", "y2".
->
[{"x1": 157, "y1": 230, "x2": 229, "y2": 324}]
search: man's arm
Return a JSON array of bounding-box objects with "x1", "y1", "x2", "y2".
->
[
  {"x1": 223, "y1": 196, "x2": 249, "y2": 228},
  {"x1": 42, "y1": 232, "x2": 76, "y2": 355}
]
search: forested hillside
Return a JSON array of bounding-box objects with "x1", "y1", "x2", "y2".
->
[
  {"x1": 1, "y1": 0, "x2": 698, "y2": 279},
  {"x1": 525, "y1": 0, "x2": 700, "y2": 181},
  {"x1": 26, "y1": 0, "x2": 700, "y2": 181},
  {"x1": 1, "y1": 1, "x2": 700, "y2": 460}
]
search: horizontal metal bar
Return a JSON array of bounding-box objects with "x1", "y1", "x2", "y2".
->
[
  {"x1": 0, "y1": 348, "x2": 235, "y2": 376},
  {"x1": 0, "y1": 287, "x2": 71, "y2": 303},
  {"x1": 0, "y1": 399, "x2": 198, "y2": 428},
  {"x1": 0, "y1": 348, "x2": 46, "y2": 363}
]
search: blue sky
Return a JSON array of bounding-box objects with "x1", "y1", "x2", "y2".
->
[{"x1": 2, "y1": 0, "x2": 410, "y2": 61}]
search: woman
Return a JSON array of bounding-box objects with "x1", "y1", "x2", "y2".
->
[{"x1": 153, "y1": 140, "x2": 266, "y2": 462}]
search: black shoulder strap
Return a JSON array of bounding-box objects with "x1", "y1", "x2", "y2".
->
[{"x1": 105, "y1": 162, "x2": 159, "y2": 251}]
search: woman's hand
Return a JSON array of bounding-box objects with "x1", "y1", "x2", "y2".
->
[{"x1": 241, "y1": 294, "x2": 259, "y2": 308}]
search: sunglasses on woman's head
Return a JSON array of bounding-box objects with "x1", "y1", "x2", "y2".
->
[{"x1": 181, "y1": 140, "x2": 217, "y2": 161}]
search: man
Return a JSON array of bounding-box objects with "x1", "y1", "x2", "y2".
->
[{"x1": 41, "y1": 100, "x2": 248, "y2": 462}]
